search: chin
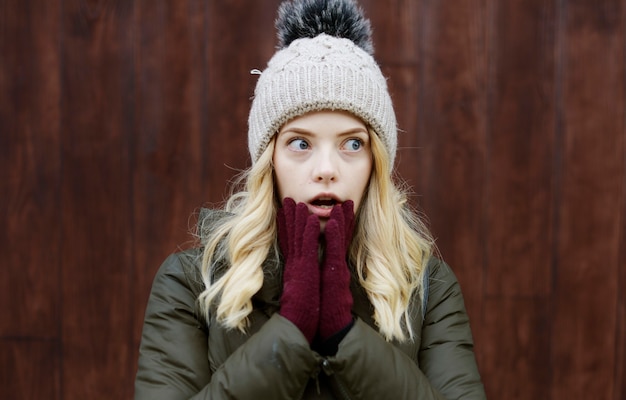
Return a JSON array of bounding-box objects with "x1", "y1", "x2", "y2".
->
[{"x1": 319, "y1": 219, "x2": 328, "y2": 232}]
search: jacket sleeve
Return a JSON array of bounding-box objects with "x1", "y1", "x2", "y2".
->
[
  {"x1": 321, "y1": 259, "x2": 486, "y2": 400},
  {"x1": 134, "y1": 252, "x2": 320, "y2": 400},
  {"x1": 418, "y1": 259, "x2": 485, "y2": 398}
]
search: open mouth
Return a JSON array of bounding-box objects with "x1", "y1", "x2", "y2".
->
[{"x1": 311, "y1": 198, "x2": 339, "y2": 209}]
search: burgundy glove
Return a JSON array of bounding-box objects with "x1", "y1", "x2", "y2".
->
[
  {"x1": 319, "y1": 201, "x2": 355, "y2": 341},
  {"x1": 277, "y1": 198, "x2": 321, "y2": 343}
]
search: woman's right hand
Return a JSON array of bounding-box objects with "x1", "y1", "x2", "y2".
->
[{"x1": 276, "y1": 198, "x2": 321, "y2": 343}]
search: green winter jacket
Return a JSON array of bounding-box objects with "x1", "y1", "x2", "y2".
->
[{"x1": 135, "y1": 222, "x2": 485, "y2": 399}]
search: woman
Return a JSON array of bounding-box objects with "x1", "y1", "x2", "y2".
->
[{"x1": 135, "y1": 0, "x2": 486, "y2": 398}]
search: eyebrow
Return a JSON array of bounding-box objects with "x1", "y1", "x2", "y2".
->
[{"x1": 278, "y1": 127, "x2": 369, "y2": 137}]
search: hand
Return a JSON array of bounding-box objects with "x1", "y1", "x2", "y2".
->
[
  {"x1": 277, "y1": 198, "x2": 321, "y2": 343},
  {"x1": 319, "y1": 201, "x2": 355, "y2": 341}
]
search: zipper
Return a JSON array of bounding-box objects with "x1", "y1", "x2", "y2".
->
[
  {"x1": 303, "y1": 360, "x2": 322, "y2": 398},
  {"x1": 321, "y1": 359, "x2": 352, "y2": 400}
]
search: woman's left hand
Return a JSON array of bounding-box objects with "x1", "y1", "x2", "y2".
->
[{"x1": 319, "y1": 200, "x2": 355, "y2": 340}]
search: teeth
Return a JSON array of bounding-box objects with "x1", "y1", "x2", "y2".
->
[{"x1": 313, "y1": 198, "x2": 336, "y2": 207}]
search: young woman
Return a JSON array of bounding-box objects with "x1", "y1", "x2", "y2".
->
[{"x1": 135, "y1": 0, "x2": 486, "y2": 399}]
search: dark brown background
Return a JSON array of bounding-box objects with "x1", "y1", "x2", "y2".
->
[{"x1": 1, "y1": 0, "x2": 624, "y2": 399}]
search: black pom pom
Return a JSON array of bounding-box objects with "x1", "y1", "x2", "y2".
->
[{"x1": 276, "y1": 0, "x2": 374, "y2": 55}]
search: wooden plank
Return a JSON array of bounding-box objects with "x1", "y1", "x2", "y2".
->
[
  {"x1": 484, "y1": 0, "x2": 556, "y2": 297},
  {"x1": 131, "y1": 0, "x2": 209, "y2": 377},
  {"x1": 0, "y1": 1, "x2": 67, "y2": 398},
  {"x1": 361, "y1": 0, "x2": 420, "y2": 64},
  {"x1": 0, "y1": 1, "x2": 60, "y2": 337},
  {"x1": 204, "y1": 0, "x2": 280, "y2": 200},
  {"x1": 403, "y1": 0, "x2": 489, "y2": 327},
  {"x1": 384, "y1": 64, "x2": 421, "y2": 185},
  {"x1": 360, "y1": 0, "x2": 421, "y2": 186},
  {"x1": 614, "y1": 9, "x2": 626, "y2": 400},
  {"x1": 0, "y1": 340, "x2": 60, "y2": 400},
  {"x1": 481, "y1": 298, "x2": 551, "y2": 398},
  {"x1": 613, "y1": 209, "x2": 626, "y2": 400},
  {"x1": 60, "y1": 0, "x2": 134, "y2": 398},
  {"x1": 617, "y1": 188, "x2": 626, "y2": 399},
  {"x1": 551, "y1": 1, "x2": 624, "y2": 398},
  {"x1": 0, "y1": 0, "x2": 62, "y2": 336}
]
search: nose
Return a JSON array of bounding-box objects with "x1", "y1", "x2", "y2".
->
[{"x1": 313, "y1": 148, "x2": 338, "y2": 182}]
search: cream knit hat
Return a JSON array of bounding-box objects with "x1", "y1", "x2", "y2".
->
[{"x1": 247, "y1": 0, "x2": 398, "y2": 167}]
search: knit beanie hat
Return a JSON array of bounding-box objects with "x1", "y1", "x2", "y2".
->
[{"x1": 248, "y1": 0, "x2": 398, "y2": 167}]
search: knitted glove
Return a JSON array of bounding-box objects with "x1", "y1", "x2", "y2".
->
[
  {"x1": 277, "y1": 198, "x2": 321, "y2": 343},
  {"x1": 319, "y1": 201, "x2": 355, "y2": 341}
]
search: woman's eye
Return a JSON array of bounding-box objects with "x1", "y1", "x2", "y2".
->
[
  {"x1": 287, "y1": 138, "x2": 309, "y2": 151},
  {"x1": 343, "y1": 138, "x2": 363, "y2": 152}
]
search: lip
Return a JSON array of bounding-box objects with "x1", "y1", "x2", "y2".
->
[{"x1": 307, "y1": 193, "x2": 341, "y2": 218}]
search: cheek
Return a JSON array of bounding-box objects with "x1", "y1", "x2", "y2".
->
[
  {"x1": 319, "y1": 218, "x2": 328, "y2": 233},
  {"x1": 274, "y1": 167, "x2": 287, "y2": 199},
  {"x1": 273, "y1": 157, "x2": 302, "y2": 200}
]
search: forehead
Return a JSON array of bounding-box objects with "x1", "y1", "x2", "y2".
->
[{"x1": 278, "y1": 110, "x2": 368, "y2": 132}]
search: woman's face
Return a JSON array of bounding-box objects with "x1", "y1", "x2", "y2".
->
[{"x1": 273, "y1": 110, "x2": 373, "y2": 229}]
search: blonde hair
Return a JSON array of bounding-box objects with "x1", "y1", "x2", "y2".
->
[
  {"x1": 198, "y1": 131, "x2": 434, "y2": 341},
  {"x1": 351, "y1": 131, "x2": 434, "y2": 340},
  {"x1": 197, "y1": 141, "x2": 278, "y2": 329}
]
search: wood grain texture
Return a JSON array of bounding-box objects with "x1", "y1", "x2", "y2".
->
[
  {"x1": 0, "y1": 0, "x2": 61, "y2": 337},
  {"x1": 59, "y1": 0, "x2": 134, "y2": 398},
  {"x1": 204, "y1": 0, "x2": 281, "y2": 202},
  {"x1": 409, "y1": 0, "x2": 488, "y2": 331},
  {"x1": 551, "y1": 0, "x2": 625, "y2": 398},
  {"x1": 131, "y1": 0, "x2": 208, "y2": 377},
  {"x1": 361, "y1": 0, "x2": 420, "y2": 64},
  {"x1": 617, "y1": 172, "x2": 626, "y2": 399},
  {"x1": 362, "y1": 0, "x2": 422, "y2": 188},
  {"x1": 482, "y1": 298, "x2": 551, "y2": 398},
  {"x1": 1, "y1": 1, "x2": 625, "y2": 399},
  {"x1": 484, "y1": 0, "x2": 556, "y2": 297},
  {"x1": 0, "y1": 340, "x2": 61, "y2": 400}
]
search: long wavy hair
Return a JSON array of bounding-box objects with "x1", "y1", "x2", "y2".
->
[{"x1": 198, "y1": 130, "x2": 434, "y2": 341}]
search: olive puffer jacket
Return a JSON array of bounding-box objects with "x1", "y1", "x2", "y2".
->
[{"x1": 135, "y1": 231, "x2": 485, "y2": 399}]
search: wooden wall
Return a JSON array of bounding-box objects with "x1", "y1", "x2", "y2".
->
[{"x1": 1, "y1": 0, "x2": 624, "y2": 398}]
